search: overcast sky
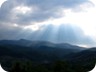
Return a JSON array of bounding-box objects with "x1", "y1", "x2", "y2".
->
[{"x1": 0, "y1": 0, "x2": 96, "y2": 47}]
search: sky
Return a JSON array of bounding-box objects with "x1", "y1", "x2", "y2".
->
[{"x1": 0, "y1": 0, "x2": 96, "y2": 47}]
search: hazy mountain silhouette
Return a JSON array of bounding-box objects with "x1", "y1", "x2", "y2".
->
[{"x1": 0, "y1": 39, "x2": 85, "y2": 61}]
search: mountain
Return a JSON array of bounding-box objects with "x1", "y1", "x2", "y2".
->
[
  {"x1": 66, "y1": 48, "x2": 96, "y2": 62},
  {"x1": 0, "y1": 39, "x2": 96, "y2": 72},
  {"x1": 0, "y1": 39, "x2": 85, "y2": 50},
  {"x1": 0, "y1": 39, "x2": 85, "y2": 62},
  {"x1": 64, "y1": 48, "x2": 96, "y2": 71},
  {"x1": 0, "y1": 39, "x2": 32, "y2": 46}
]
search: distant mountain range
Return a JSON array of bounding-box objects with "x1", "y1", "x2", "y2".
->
[
  {"x1": 0, "y1": 39, "x2": 86, "y2": 60},
  {"x1": 0, "y1": 39, "x2": 85, "y2": 50},
  {"x1": 0, "y1": 39, "x2": 96, "y2": 71},
  {"x1": 0, "y1": 39, "x2": 85, "y2": 61}
]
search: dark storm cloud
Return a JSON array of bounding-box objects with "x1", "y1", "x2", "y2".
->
[{"x1": 0, "y1": 0, "x2": 92, "y2": 25}]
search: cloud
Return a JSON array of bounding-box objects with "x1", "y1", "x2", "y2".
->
[
  {"x1": 0, "y1": 23, "x2": 95, "y2": 47},
  {"x1": 0, "y1": 0, "x2": 95, "y2": 47},
  {"x1": 0, "y1": 0, "x2": 7, "y2": 8},
  {"x1": 0, "y1": 0, "x2": 93, "y2": 26}
]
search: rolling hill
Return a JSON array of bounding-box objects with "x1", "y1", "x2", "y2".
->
[{"x1": 0, "y1": 39, "x2": 96, "y2": 72}]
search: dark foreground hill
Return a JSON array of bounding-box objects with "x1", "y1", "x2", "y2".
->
[{"x1": 0, "y1": 39, "x2": 96, "y2": 72}]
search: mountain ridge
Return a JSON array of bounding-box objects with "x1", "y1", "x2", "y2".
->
[
  {"x1": 0, "y1": 39, "x2": 96, "y2": 72},
  {"x1": 0, "y1": 39, "x2": 85, "y2": 50}
]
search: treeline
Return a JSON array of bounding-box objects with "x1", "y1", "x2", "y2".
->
[{"x1": 7, "y1": 60, "x2": 95, "y2": 72}]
